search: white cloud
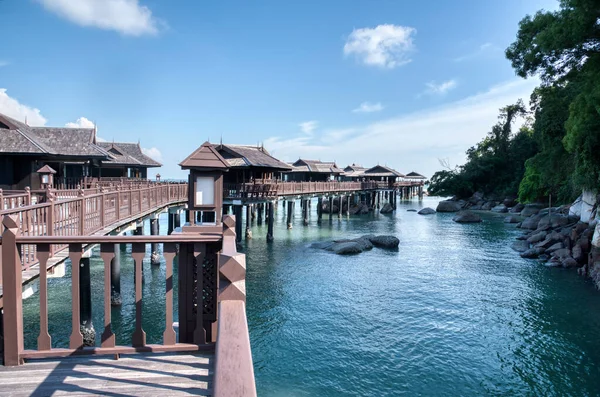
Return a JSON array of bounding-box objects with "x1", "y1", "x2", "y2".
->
[
  {"x1": 299, "y1": 120, "x2": 318, "y2": 134},
  {"x1": 424, "y1": 79, "x2": 458, "y2": 95},
  {"x1": 37, "y1": 0, "x2": 160, "y2": 36},
  {"x1": 142, "y1": 147, "x2": 162, "y2": 161},
  {"x1": 344, "y1": 24, "x2": 416, "y2": 69},
  {"x1": 0, "y1": 88, "x2": 47, "y2": 126},
  {"x1": 264, "y1": 78, "x2": 539, "y2": 178},
  {"x1": 65, "y1": 116, "x2": 95, "y2": 128},
  {"x1": 353, "y1": 102, "x2": 384, "y2": 113}
]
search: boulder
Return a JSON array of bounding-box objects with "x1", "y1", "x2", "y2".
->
[
  {"x1": 572, "y1": 243, "x2": 584, "y2": 263},
  {"x1": 504, "y1": 215, "x2": 520, "y2": 223},
  {"x1": 311, "y1": 241, "x2": 335, "y2": 250},
  {"x1": 380, "y1": 203, "x2": 394, "y2": 214},
  {"x1": 491, "y1": 204, "x2": 508, "y2": 213},
  {"x1": 452, "y1": 211, "x2": 482, "y2": 223},
  {"x1": 331, "y1": 242, "x2": 363, "y2": 255},
  {"x1": 520, "y1": 214, "x2": 543, "y2": 230},
  {"x1": 503, "y1": 198, "x2": 517, "y2": 207},
  {"x1": 552, "y1": 248, "x2": 571, "y2": 260},
  {"x1": 332, "y1": 238, "x2": 374, "y2": 252},
  {"x1": 545, "y1": 242, "x2": 564, "y2": 254},
  {"x1": 349, "y1": 203, "x2": 370, "y2": 215},
  {"x1": 407, "y1": 209, "x2": 417, "y2": 212},
  {"x1": 418, "y1": 207, "x2": 436, "y2": 215},
  {"x1": 510, "y1": 203, "x2": 525, "y2": 213},
  {"x1": 521, "y1": 204, "x2": 544, "y2": 217},
  {"x1": 561, "y1": 257, "x2": 579, "y2": 268},
  {"x1": 527, "y1": 231, "x2": 547, "y2": 244},
  {"x1": 521, "y1": 247, "x2": 545, "y2": 259},
  {"x1": 436, "y1": 200, "x2": 462, "y2": 212},
  {"x1": 470, "y1": 205, "x2": 483, "y2": 210},
  {"x1": 363, "y1": 235, "x2": 400, "y2": 249},
  {"x1": 511, "y1": 240, "x2": 530, "y2": 253},
  {"x1": 482, "y1": 201, "x2": 497, "y2": 211}
]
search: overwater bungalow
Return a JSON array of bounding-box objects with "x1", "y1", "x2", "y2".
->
[
  {"x1": 342, "y1": 164, "x2": 368, "y2": 181},
  {"x1": 363, "y1": 165, "x2": 405, "y2": 188},
  {"x1": 213, "y1": 143, "x2": 292, "y2": 184},
  {"x1": 405, "y1": 171, "x2": 428, "y2": 182},
  {"x1": 0, "y1": 112, "x2": 161, "y2": 189},
  {"x1": 285, "y1": 159, "x2": 344, "y2": 182}
]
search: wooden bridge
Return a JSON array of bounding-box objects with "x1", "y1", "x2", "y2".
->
[{"x1": 0, "y1": 182, "x2": 256, "y2": 396}]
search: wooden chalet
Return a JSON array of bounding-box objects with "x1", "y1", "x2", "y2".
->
[
  {"x1": 285, "y1": 159, "x2": 344, "y2": 182},
  {"x1": 0, "y1": 112, "x2": 161, "y2": 189},
  {"x1": 363, "y1": 165, "x2": 405, "y2": 188},
  {"x1": 342, "y1": 164, "x2": 368, "y2": 181},
  {"x1": 213, "y1": 143, "x2": 292, "y2": 184},
  {"x1": 405, "y1": 171, "x2": 428, "y2": 182}
]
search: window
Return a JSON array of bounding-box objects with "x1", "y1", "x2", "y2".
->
[{"x1": 195, "y1": 176, "x2": 214, "y2": 206}]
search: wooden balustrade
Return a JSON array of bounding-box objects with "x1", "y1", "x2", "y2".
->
[
  {"x1": 0, "y1": 184, "x2": 188, "y2": 272},
  {"x1": 1, "y1": 218, "x2": 226, "y2": 365}
]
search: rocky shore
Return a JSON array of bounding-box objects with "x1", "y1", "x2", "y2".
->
[
  {"x1": 436, "y1": 191, "x2": 600, "y2": 288},
  {"x1": 311, "y1": 234, "x2": 400, "y2": 255}
]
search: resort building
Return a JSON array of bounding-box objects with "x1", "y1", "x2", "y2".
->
[{"x1": 285, "y1": 159, "x2": 345, "y2": 182}]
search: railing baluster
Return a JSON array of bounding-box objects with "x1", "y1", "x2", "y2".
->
[
  {"x1": 132, "y1": 243, "x2": 146, "y2": 347},
  {"x1": 193, "y1": 243, "x2": 206, "y2": 345},
  {"x1": 163, "y1": 243, "x2": 177, "y2": 345},
  {"x1": 68, "y1": 243, "x2": 84, "y2": 349},
  {"x1": 100, "y1": 244, "x2": 116, "y2": 348},
  {"x1": 37, "y1": 244, "x2": 52, "y2": 351}
]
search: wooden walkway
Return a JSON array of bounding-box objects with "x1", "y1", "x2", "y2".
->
[{"x1": 0, "y1": 352, "x2": 214, "y2": 396}]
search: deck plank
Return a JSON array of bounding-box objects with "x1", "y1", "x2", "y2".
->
[{"x1": 0, "y1": 352, "x2": 214, "y2": 397}]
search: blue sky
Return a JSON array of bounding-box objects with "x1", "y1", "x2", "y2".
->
[{"x1": 0, "y1": 0, "x2": 557, "y2": 179}]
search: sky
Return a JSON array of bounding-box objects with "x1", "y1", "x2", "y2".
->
[{"x1": 0, "y1": 0, "x2": 558, "y2": 179}]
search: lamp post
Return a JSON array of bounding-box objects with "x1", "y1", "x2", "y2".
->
[
  {"x1": 36, "y1": 165, "x2": 57, "y2": 190},
  {"x1": 156, "y1": 173, "x2": 161, "y2": 182}
]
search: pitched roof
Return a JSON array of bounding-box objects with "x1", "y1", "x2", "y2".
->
[
  {"x1": 98, "y1": 142, "x2": 162, "y2": 167},
  {"x1": 0, "y1": 113, "x2": 107, "y2": 158},
  {"x1": 180, "y1": 142, "x2": 230, "y2": 170},
  {"x1": 290, "y1": 159, "x2": 344, "y2": 174},
  {"x1": 364, "y1": 165, "x2": 405, "y2": 178},
  {"x1": 405, "y1": 171, "x2": 427, "y2": 179},
  {"x1": 215, "y1": 144, "x2": 292, "y2": 170}
]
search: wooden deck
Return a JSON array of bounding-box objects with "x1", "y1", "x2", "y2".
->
[{"x1": 0, "y1": 352, "x2": 214, "y2": 396}]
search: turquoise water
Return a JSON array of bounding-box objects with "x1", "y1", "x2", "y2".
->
[{"x1": 20, "y1": 197, "x2": 600, "y2": 396}]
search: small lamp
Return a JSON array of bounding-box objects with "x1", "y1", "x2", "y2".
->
[
  {"x1": 156, "y1": 173, "x2": 161, "y2": 182},
  {"x1": 36, "y1": 165, "x2": 57, "y2": 189}
]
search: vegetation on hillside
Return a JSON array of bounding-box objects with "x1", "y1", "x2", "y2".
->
[{"x1": 429, "y1": 0, "x2": 600, "y2": 203}]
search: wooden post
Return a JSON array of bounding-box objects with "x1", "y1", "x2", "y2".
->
[
  {"x1": 287, "y1": 200, "x2": 293, "y2": 229},
  {"x1": 150, "y1": 216, "x2": 160, "y2": 265},
  {"x1": 302, "y1": 199, "x2": 309, "y2": 226},
  {"x1": 317, "y1": 197, "x2": 323, "y2": 223},
  {"x1": 329, "y1": 196, "x2": 333, "y2": 222},
  {"x1": 245, "y1": 205, "x2": 252, "y2": 239},
  {"x1": 267, "y1": 202, "x2": 274, "y2": 242},
  {"x1": 2, "y1": 216, "x2": 23, "y2": 366},
  {"x1": 338, "y1": 195, "x2": 342, "y2": 218},
  {"x1": 168, "y1": 212, "x2": 174, "y2": 235},
  {"x1": 234, "y1": 205, "x2": 243, "y2": 243},
  {"x1": 257, "y1": 203, "x2": 263, "y2": 226},
  {"x1": 79, "y1": 254, "x2": 95, "y2": 346},
  {"x1": 111, "y1": 243, "x2": 122, "y2": 306},
  {"x1": 346, "y1": 194, "x2": 350, "y2": 216}
]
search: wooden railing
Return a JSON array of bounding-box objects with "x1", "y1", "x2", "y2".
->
[
  {"x1": 0, "y1": 188, "x2": 32, "y2": 210},
  {"x1": 2, "y1": 214, "x2": 257, "y2": 395},
  {"x1": 224, "y1": 181, "x2": 382, "y2": 199},
  {"x1": 0, "y1": 183, "x2": 188, "y2": 271},
  {"x1": 1, "y1": 217, "x2": 220, "y2": 364}
]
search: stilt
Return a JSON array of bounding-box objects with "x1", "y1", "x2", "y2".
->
[
  {"x1": 338, "y1": 195, "x2": 342, "y2": 218},
  {"x1": 234, "y1": 205, "x2": 243, "y2": 243},
  {"x1": 134, "y1": 223, "x2": 144, "y2": 285},
  {"x1": 174, "y1": 211, "x2": 181, "y2": 230},
  {"x1": 287, "y1": 200, "x2": 293, "y2": 229},
  {"x1": 264, "y1": 202, "x2": 269, "y2": 222},
  {"x1": 111, "y1": 243, "x2": 122, "y2": 306},
  {"x1": 377, "y1": 192, "x2": 381, "y2": 209},
  {"x1": 79, "y1": 254, "x2": 95, "y2": 347},
  {"x1": 267, "y1": 202, "x2": 274, "y2": 242},
  {"x1": 257, "y1": 203, "x2": 263, "y2": 225},
  {"x1": 329, "y1": 196, "x2": 334, "y2": 222},
  {"x1": 150, "y1": 216, "x2": 160, "y2": 265},
  {"x1": 251, "y1": 204, "x2": 257, "y2": 220},
  {"x1": 168, "y1": 213, "x2": 174, "y2": 235},
  {"x1": 317, "y1": 197, "x2": 323, "y2": 223},
  {"x1": 245, "y1": 205, "x2": 252, "y2": 239},
  {"x1": 346, "y1": 194, "x2": 350, "y2": 216},
  {"x1": 303, "y1": 199, "x2": 309, "y2": 226}
]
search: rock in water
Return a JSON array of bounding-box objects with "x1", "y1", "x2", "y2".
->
[
  {"x1": 380, "y1": 203, "x2": 394, "y2": 214},
  {"x1": 504, "y1": 215, "x2": 520, "y2": 223},
  {"x1": 363, "y1": 235, "x2": 400, "y2": 249},
  {"x1": 520, "y1": 247, "x2": 545, "y2": 259},
  {"x1": 407, "y1": 209, "x2": 418, "y2": 212},
  {"x1": 520, "y1": 204, "x2": 544, "y2": 217},
  {"x1": 452, "y1": 211, "x2": 482, "y2": 223},
  {"x1": 520, "y1": 214, "x2": 543, "y2": 230},
  {"x1": 491, "y1": 204, "x2": 508, "y2": 213},
  {"x1": 527, "y1": 231, "x2": 547, "y2": 244},
  {"x1": 510, "y1": 203, "x2": 525, "y2": 213},
  {"x1": 511, "y1": 240, "x2": 530, "y2": 252},
  {"x1": 436, "y1": 200, "x2": 462, "y2": 212},
  {"x1": 418, "y1": 207, "x2": 436, "y2": 215},
  {"x1": 331, "y1": 242, "x2": 363, "y2": 255}
]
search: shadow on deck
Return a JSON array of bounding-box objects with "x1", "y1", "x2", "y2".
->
[{"x1": 0, "y1": 352, "x2": 214, "y2": 396}]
